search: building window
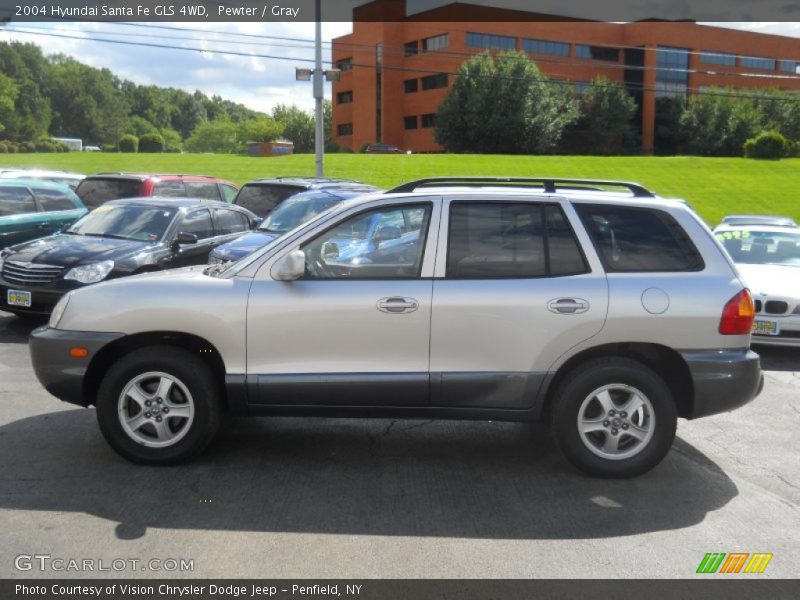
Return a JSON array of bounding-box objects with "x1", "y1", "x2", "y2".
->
[
  {"x1": 656, "y1": 46, "x2": 689, "y2": 98},
  {"x1": 780, "y1": 60, "x2": 800, "y2": 74},
  {"x1": 404, "y1": 41, "x2": 418, "y2": 57},
  {"x1": 421, "y1": 113, "x2": 436, "y2": 128},
  {"x1": 741, "y1": 55, "x2": 776, "y2": 70},
  {"x1": 700, "y1": 51, "x2": 736, "y2": 66},
  {"x1": 336, "y1": 57, "x2": 352, "y2": 71},
  {"x1": 404, "y1": 116, "x2": 418, "y2": 130},
  {"x1": 336, "y1": 91, "x2": 353, "y2": 104},
  {"x1": 575, "y1": 45, "x2": 620, "y2": 62},
  {"x1": 421, "y1": 73, "x2": 448, "y2": 91},
  {"x1": 337, "y1": 123, "x2": 353, "y2": 136},
  {"x1": 523, "y1": 38, "x2": 569, "y2": 57},
  {"x1": 423, "y1": 34, "x2": 449, "y2": 52},
  {"x1": 573, "y1": 81, "x2": 590, "y2": 95},
  {"x1": 404, "y1": 78, "x2": 418, "y2": 93},
  {"x1": 466, "y1": 32, "x2": 516, "y2": 51}
]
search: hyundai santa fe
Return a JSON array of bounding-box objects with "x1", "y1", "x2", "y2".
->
[{"x1": 29, "y1": 177, "x2": 763, "y2": 477}]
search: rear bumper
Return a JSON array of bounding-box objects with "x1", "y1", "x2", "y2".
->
[
  {"x1": 681, "y1": 349, "x2": 763, "y2": 419},
  {"x1": 29, "y1": 326, "x2": 123, "y2": 406}
]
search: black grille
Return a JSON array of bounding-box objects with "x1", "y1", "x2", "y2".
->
[
  {"x1": 765, "y1": 301, "x2": 789, "y2": 315},
  {"x1": 754, "y1": 300, "x2": 763, "y2": 313},
  {"x1": 2, "y1": 261, "x2": 64, "y2": 286}
]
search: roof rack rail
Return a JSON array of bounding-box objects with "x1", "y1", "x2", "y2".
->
[{"x1": 386, "y1": 177, "x2": 655, "y2": 198}]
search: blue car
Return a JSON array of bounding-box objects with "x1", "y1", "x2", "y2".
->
[{"x1": 208, "y1": 186, "x2": 378, "y2": 264}]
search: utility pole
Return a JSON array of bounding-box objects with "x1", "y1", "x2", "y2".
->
[{"x1": 313, "y1": 0, "x2": 324, "y2": 177}]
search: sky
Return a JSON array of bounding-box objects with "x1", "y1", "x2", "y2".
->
[{"x1": 1, "y1": 21, "x2": 799, "y2": 115}]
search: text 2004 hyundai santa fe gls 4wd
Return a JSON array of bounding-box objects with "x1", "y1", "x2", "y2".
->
[{"x1": 28, "y1": 178, "x2": 764, "y2": 477}]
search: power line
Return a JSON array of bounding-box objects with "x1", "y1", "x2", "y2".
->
[{"x1": 5, "y1": 26, "x2": 800, "y2": 104}]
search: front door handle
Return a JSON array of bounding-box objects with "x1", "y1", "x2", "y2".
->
[
  {"x1": 377, "y1": 296, "x2": 419, "y2": 314},
  {"x1": 547, "y1": 298, "x2": 590, "y2": 314}
]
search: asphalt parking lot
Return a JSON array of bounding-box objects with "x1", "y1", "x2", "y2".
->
[{"x1": 0, "y1": 310, "x2": 798, "y2": 579}]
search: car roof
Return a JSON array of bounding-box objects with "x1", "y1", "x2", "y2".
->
[
  {"x1": 102, "y1": 196, "x2": 234, "y2": 209},
  {"x1": 0, "y1": 177, "x2": 79, "y2": 192},
  {"x1": 88, "y1": 172, "x2": 229, "y2": 182},
  {"x1": 247, "y1": 176, "x2": 361, "y2": 187},
  {"x1": 285, "y1": 187, "x2": 381, "y2": 201},
  {"x1": 0, "y1": 169, "x2": 85, "y2": 179},
  {"x1": 714, "y1": 224, "x2": 800, "y2": 235},
  {"x1": 720, "y1": 214, "x2": 797, "y2": 227}
]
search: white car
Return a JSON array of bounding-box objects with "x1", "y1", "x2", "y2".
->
[
  {"x1": 714, "y1": 223, "x2": 800, "y2": 346},
  {"x1": 0, "y1": 169, "x2": 85, "y2": 191}
]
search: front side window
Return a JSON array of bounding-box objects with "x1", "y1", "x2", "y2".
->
[
  {"x1": 214, "y1": 209, "x2": 250, "y2": 235},
  {"x1": 576, "y1": 204, "x2": 704, "y2": 272},
  {"x1": 0, "y1": 187, "x2": 36, "y2": 216},
  {"x1": 35, "y1": 189, "x2": 77, "y2": 211},
  {"x1": 302, "y1": 204, "x2": 431, "y2": 279},
  {"x1": 178, "y1": 209, "x2": 214, "y2": 239}
]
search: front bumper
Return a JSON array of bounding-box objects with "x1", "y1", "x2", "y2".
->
[
  {"x1": 681, "y1": 349, "x2": 763, "y2": 419},
  {"x1": 0, "y1": 278, "x2": 78, "y2": 315},
  {"x1": 29, "y1": 326, "x2": 123, "y2": 406}
]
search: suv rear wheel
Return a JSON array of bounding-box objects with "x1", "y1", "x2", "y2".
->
[
  {"x1": 95, "y1": 346, "x2": 222, "y2": 465},
  {"x1": 550, "y1": 358, "x2": 677, "y2": 478}
]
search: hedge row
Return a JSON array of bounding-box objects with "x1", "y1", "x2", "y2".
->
[{"x1": 0, "y1": 140, "x2": 71, "y2": 153}]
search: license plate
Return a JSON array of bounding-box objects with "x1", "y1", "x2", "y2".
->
[
  {"x1": 7, "y1": 289, "x2": 32, "y2": 307},
  {"x1": 753, "y1": 319, "x2": 780, "y2": 336}
]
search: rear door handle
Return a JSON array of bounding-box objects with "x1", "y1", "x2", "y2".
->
[
  {"x1": 548, "y1": 298, "x2": 589, "y2": 314},
  {"x1": 377, "y1": 296, "x2": 419, "y2": 314}
]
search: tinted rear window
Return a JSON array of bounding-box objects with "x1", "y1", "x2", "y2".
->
[
  {"x1": 75, "y1": 178, "x2": 142, "y2": 209},
  {"x1": 234, "y1": 184, "x2": 305, "y2": 217},
  {"x1": 0, "y1": 187, "x2": 36, "y2": 216},
  {"x1": 35, "y1": 188, "x2": 77, "y2": 211},
  {"x1": 576, "y1": 204, "x2": 704, "y2": 272}
]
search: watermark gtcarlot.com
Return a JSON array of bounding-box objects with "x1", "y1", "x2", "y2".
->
[{"x1": 14, "y1": 554, "x2": 194, "y2": 573}]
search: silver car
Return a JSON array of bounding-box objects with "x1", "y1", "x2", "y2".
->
[
  {"x1": 714, "y1": 223, "x2": 800, "y2": 346},
  {"x1": 29, "y1": 178, "x2": 763, "y2": 477}
]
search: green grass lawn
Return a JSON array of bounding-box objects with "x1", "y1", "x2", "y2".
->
[{"x1": 2, "y1": 152, "x2": 797, "y2": 225}]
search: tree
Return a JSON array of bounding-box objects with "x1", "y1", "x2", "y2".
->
[
  {"x1": 0, "y1": 73, "x2": 18, "y2": 136},
  {"x1": 184, "y1": 118, "x2": 240, "y2": 153},
  {"x1": 272, "y1": 104, "x2": 315, "y2": 152},
  {"x1": 237, "y1": 116, "x2": 284, "y2": 146},
  {"x1": 573, "y1": 76, "x2": 637, "y2": 154},
  {"x1": 678, "y1": 88, "x2": 763, "y2": 156},
  {"x1": 435, "y1": 51, "x2": 579, "y2": 154}
]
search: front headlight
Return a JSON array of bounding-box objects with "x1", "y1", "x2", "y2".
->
[
  {"x1": 64, "y1": 260, "x2": 114, "y2": 284},
  {"x1": 49, "y1": 293, "x2": 71, "y2": 329}
]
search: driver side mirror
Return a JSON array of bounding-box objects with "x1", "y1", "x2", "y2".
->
[
  {"x1": 173, "y1": 232, "x2": 198, "y2": 248},
  {"x1": 252, "y1": 217, "x2": 264, "y2": 229},
  {"x1": 374, "y1": 224, "x2": 401, "y2": 244},
  {"x1": 272, "y1": 249, "x2": 306, "y2": 281}
]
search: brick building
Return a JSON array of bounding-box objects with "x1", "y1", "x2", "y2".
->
[{"x1": 331, "y1": 0, "x2": 800, "y2": 153}]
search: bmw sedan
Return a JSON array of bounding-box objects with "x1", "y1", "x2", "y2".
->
[{"x1": 0, "y1": 197, "x2": 256, "y2": 316}]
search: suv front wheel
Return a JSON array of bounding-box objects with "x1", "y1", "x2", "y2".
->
[
  {"x1": 95, "y1": 346, "x2": 222, "y2": 464},
  {"x1": 550, "y1": 358, "x2": 678, "y2": 478}
]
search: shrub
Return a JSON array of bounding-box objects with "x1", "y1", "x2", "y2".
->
[
  {"x1": 6, "y1": 141, "x2": 17, "y2": 153},
  {"x1": 139, "y1": 133, "x2": 165, "y2": 153},
  {"x1": 101, "y1": 143, "x2": 117, "y2": 153},
  {"x1": 743, "y1": 130, "x2": 792, "y2": 159},
  {"x1": 34, "y1": 140, "x2": 57, "y2": 152},
  {"x1": 55, "y1": 142, "x2": 70, "y2": 152},
  {"x1": 20, "y1": 141, "x2": 35, "y2": 152},
  {"x1": 0, "y1": 142, "x2": 7, "y2": 153},
  {"x1": 118, "y1": 134, "x2": 139, "y2": 153}
]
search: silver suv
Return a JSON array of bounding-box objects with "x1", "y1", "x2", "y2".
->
[{"x1": 29, "y1": 178, "x2": 763, "y2": 477}]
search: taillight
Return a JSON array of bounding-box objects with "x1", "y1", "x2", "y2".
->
[{"x1": 719, "y1": 289, "x2": 756, "y2": 335}]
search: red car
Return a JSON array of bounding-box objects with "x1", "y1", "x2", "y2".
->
[{"x1": 75, "y1": 173, "x2": 239, "y2": 209}]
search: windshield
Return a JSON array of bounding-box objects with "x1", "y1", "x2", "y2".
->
[
  {"x1": 716, "y1": 229, "x2": 800, "y2": 267},
  {"x1": 260, "y1": 195, "x2": 341, "y2": 233},
  {"x1": 234, "y1": 184, "x2": 305, "y2": 217},
  {"x1": 75, "y1": 178, "x2": 142, "y2": 209},
  {"x1": 67, "y1": 205, "x2": 177, "y2": 242}
]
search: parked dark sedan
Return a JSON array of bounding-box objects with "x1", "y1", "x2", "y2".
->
[
  {"x1": 0, "y1": 197, "x2": 256, "y2": 316},
  {"x1": 209, "y1": 187, "x2": 379, "y2": 264}
]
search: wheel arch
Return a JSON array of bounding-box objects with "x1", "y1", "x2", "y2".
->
[
  {"x1": 542, "y1": 342, "x2": 694, "y2": 420},
  {"x1": 84, "y1": 331, "x2": 227, "y2": 407}
]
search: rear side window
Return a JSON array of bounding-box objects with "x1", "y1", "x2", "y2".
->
[
  {"x1": 448, "y1": 202, "x2": 546, "y2": 278},
  {"x1": 220, "y1": 184, "x2": 238, "y2": 202},
  {"x1": 576, "y1": 204, "x2": 704, "y2": 272},
  {"x1": 214, "y1": 208, "x2": 250, "y2": 234},
  {"x1": 0, "y1": 187, "x2": 36, "y2": 216},
  {"x1": 153, "y1": 181, "x2": 187, "y2": 197},
  {"x1": 35, "y1": 189, "x2": 76, "y2": 211},
  {"x1": 75, "y1": 178, "x2": 141, "y2": 209},
  {"x1": 546, "y1": 205, "x2": 588, "y2": 276},
  {"x1": 185, "y1": 181, "x2": 221, "y2": 200},
  {"x1": 234, "y1": 184, "x2": 305, "y2": 217}
]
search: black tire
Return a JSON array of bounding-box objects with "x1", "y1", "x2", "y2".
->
[
  {"x1": 96, "y1": 346, "x2": 222, "y2": 465},
  {"x1": 549, "y1": 357, "x2": 677, "y2": 478}
]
